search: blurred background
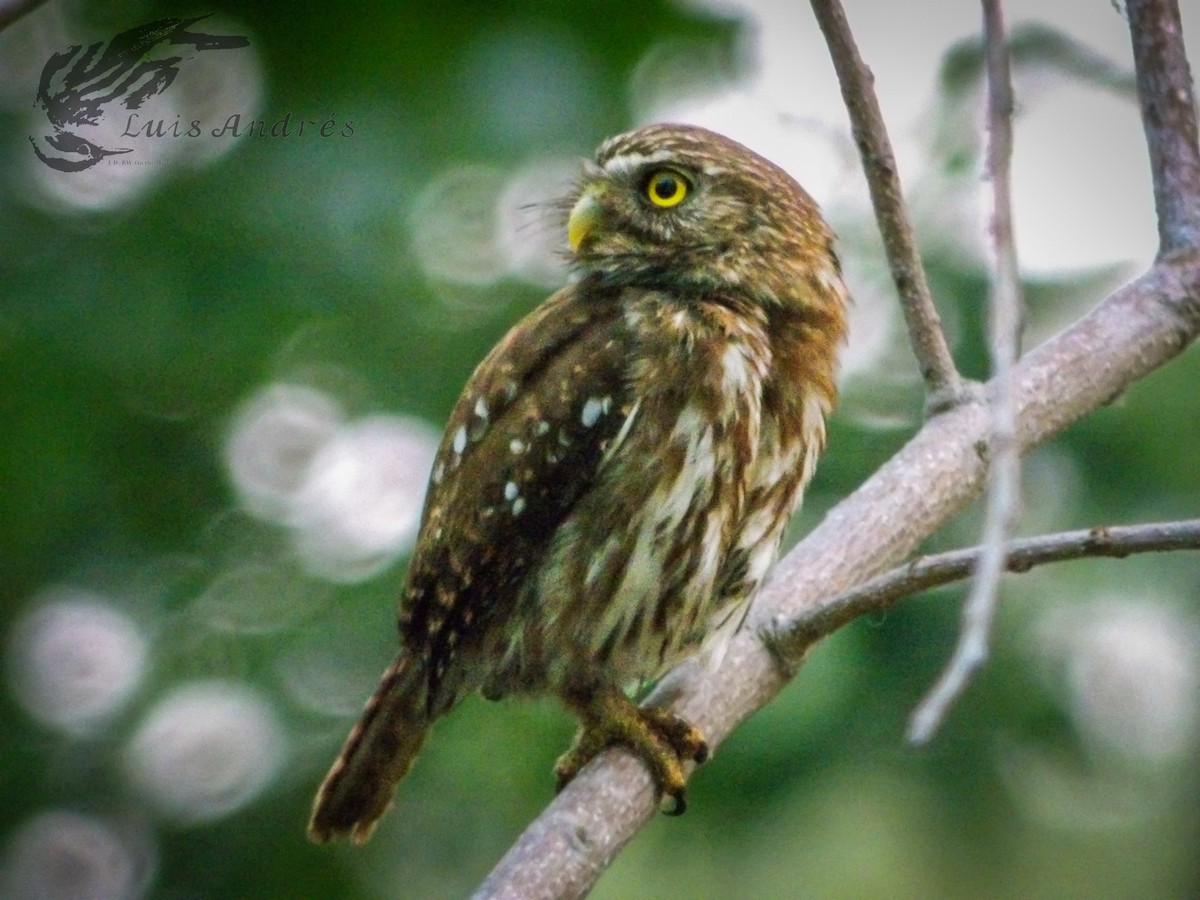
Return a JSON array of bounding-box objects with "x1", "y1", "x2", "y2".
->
[{"x1": 1, "y1": 0, "x2": 1198, "y2": 897}]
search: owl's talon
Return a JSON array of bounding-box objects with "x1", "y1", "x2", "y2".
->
[
  {"x1": 557, "y1": 686, "x2": 708, "y2": 813},
  {"x1": 660, "y1": 788, "x2": 688, "y2": 816},
  {"x1": 639, "y1": 706, "x2": 709, "y2": 765}
]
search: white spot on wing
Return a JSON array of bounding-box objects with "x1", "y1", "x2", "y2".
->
[
  {"x1": 581, "y1": 397, "x2": 607, "y2": 428},
  {"x1": 511, "y1": 497, "x2": 526, "y2": 516},
  {"x1": 452, "y1": 425, "x2": 467, "y2": 454},
  {"x1": 510, "y1": 438, "x2": 526, "y2": 454},
  {"x1": 474, "y1": 397, "x2": 489, "y2": 421},
  {"x1": 504, "y1": 481, "x2": 519, "y2": 501}
]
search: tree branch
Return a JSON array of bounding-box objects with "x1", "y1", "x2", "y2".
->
[
  {"x1": 1128, "y1": 0, "x2": 1200, "y2": 251},
  {"x1": 473, "y1": 2, "x2": 1200, "y2": 896},
  {"x1": 774, "y1": 519, "x2": 1200, "y2": 652},
  {"x1": 810, "y1": 0, "x2": 968, "y2": 411},
  {"x1": 0, "y1": 0, "x2": 48, "y2": 32},
  {"x1": 908, "y1": 0, "x2": 1024, "y2": 746}
]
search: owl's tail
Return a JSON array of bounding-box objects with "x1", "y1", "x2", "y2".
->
[{"x1": 308, "y1": 653, "x2": 432, "y2": 844}]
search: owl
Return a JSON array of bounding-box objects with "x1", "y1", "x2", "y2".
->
[{"x1": 309, "y1": 123, "x2": 848, "y2": 843}]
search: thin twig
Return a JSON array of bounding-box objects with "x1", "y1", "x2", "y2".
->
[
  {"x1": 773, "y1": 520, "x2": 1200, "y2": 653},
  {"x1": 810, "y1": 0, "x2": 969, "y2": 412},
  {"x1": 908, "y1": 0, "x2": 1024, "y2": 746},
  {"x1": 1128, "y1": 0, "x2": 1200, "y2": 251}
]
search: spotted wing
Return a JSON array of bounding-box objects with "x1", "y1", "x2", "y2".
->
[{"x1": 400, "y1": 279, "x2": 635, "y2": 706}]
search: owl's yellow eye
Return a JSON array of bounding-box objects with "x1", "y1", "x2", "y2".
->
[{"x1": 645, "y1": 169, "x2": 688, "y2": 207}]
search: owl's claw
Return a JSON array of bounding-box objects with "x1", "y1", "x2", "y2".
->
[{"x1": 555, "y1": 687, "x2": 709, "y2": 814}]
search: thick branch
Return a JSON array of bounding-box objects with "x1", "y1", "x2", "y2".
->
[
  {"x1": 908, "y1": 0, "x2": 1024, "y2": 745},
  {"x1": 809, "y1": 0, "x2": 967, "y2": 410},
  {"x1": 1128, "y1": 0, "x2": 1200, "y2": 251},
  {"x1": 775, "y1": 520, "x2": 1200, "y2": 652}
]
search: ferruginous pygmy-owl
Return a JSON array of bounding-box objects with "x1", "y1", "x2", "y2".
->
[{"x1": 309, "y1": 123, "x2": 848, "y2": 843}]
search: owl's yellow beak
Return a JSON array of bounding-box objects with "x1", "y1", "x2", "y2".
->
[{"x1": 568, "y1": 189, "x2": 603, "y2": 254}]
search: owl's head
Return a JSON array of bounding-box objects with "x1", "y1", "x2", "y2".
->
[{"x1": 567, "y1": 123, "x2": 840, "y2": 310}]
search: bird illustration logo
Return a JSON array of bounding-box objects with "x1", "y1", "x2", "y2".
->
[{"x1": 29, "y1": 15, "x2": 248, "y2": 173}]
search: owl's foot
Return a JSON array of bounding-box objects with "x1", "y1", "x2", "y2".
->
[{"x1": 555, "y1": 686, "x2": 709, "y2": 815}]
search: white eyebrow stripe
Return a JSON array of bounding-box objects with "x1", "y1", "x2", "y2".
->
[
  {"x1": 602, "y1": 150, "x2": 676, "y2": 175},
  {"x1": 601, "y1": 151, "x2": 726, "y2": 183}
]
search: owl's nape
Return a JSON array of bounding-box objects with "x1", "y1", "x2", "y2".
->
[{"x1": 309, "y1": 123, "x2": 848, "y2": 843}]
